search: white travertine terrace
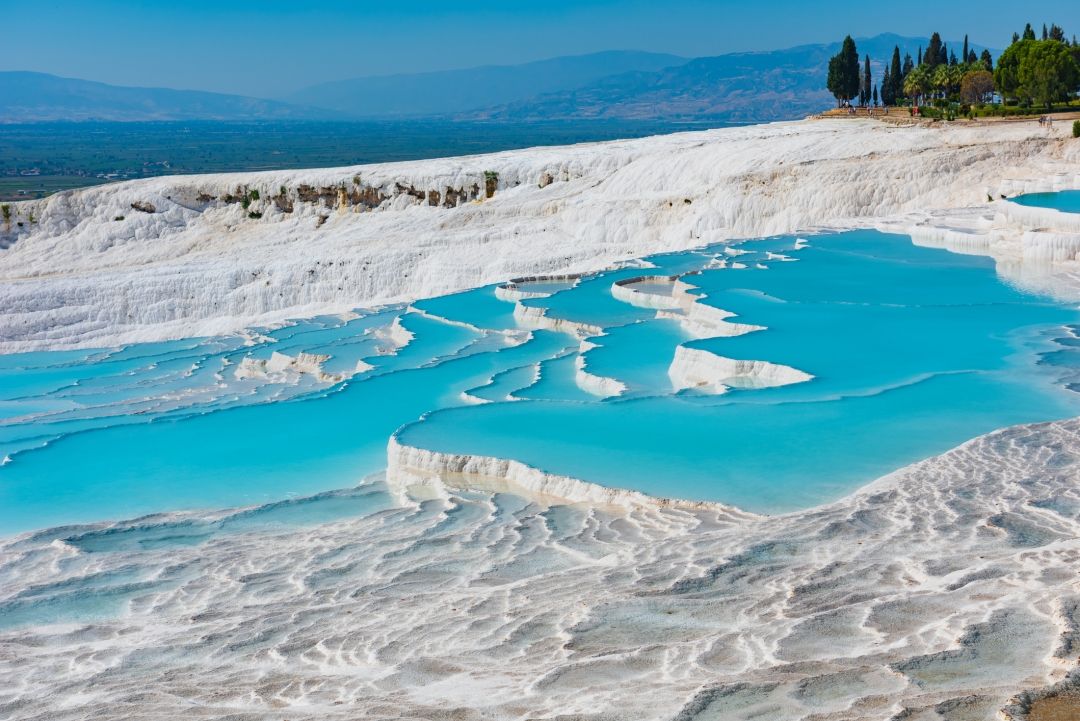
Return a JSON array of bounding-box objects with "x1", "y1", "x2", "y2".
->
[
  {"x1": 611, "y1": 272, "x2": 786, "y2": 393},
  {"x1": 2, "y1": 119, "x2": 1079, "y2": 352},
  {"x1": 494, "y1": 274, "x2": 583, "y2": 302},
  {"x1": 233, "y1": 350, "x2": 344, "y2": 383},
  {"x1": 610, "y1": 274, "x2": 687, "y2": 310},
  {"x1": 614, "y1": 273, "x2": 766, "y2": 338},
  {"x1": 511, "y1": 302, "x2": 605, "y2": 338},
  {"x1": 4, "y1": 120, "x2": 1080, "y2": 720},
  {"x1": 667, "y1": 344, "x2": 814, "y2": 393},
  {"x1": 386, "y1": 434, "x2": 743, "y2": 513},
  {"x1": 573, "y1": 340, "x2": 628, "y2": 397},
  {"x1": 373, "y1": 315, "x2": 414, "y2": 353}
]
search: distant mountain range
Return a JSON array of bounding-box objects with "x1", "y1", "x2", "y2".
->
[
  {"x1": 0, "y1": 71, "x2": 336, "y2": 122},
  {"x1": 284, "y1": 51, "x2": 688, "y2": 117},
  {"x1": 0, "y1": 36, "x2": 996, "y2": 124},
  {"x1": 463, "y1": 34, "x2": 996, "y2": 122}
]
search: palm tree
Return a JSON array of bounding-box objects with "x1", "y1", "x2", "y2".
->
[
  {"x1": 932, "y1": 65, "x2": 951, "y2": 99},
  {"x1": 904, "y1": 65, "x2": 931, "y2": 106},
  {"x1": 946, "y1": 64, "x2": 965, "y2": 98}
]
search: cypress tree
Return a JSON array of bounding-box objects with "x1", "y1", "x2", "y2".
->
[
  {"x1": 1023, "y1": 23, "x2": 1036, "y2": 41},
  {"x1": 881, "y1": 66, "x2": 892, "y2": 105},
  {"x1": 962, "y1": 35, "x2": 969, "y2": 64},
  {"x1": 826, "y1": 35, "x2": 861, "y2": 106},
  {"x1": 873, "y1": 83, "x2": 879, "y2": 107},
  {"x1": 917, "y1": 47, "x2": 923, "y2": 66},
  {"x1": 843, "y1": 37, "x2": 860, "y2": 102},
  {"x1": 1012, "y1": 32, "x2": 1020, "y2": 45},
  {"x1": 1042, "y1": 23, "x2": 1048, "y2": 40},
  {"x1": 862, "y1": 54, "x2": 872, "y2": 106},
  {"x1": 890, "y1": 46, "x2": 903, "y2": 101},
  {"x1": 939, "y1": 42, "x2": 949, "y2": 66},
  {"x1": 902, "y1": 53, "x2": 914, "y2": 81},
  {"x1": 926, "y1": 33, "x2": 943, "y2": 68},
  {"x1": 980, "y1": 48, "x2": 993, "y2": 71},
  {"x1": 827, "y1": 56, "x2": 841, "y2": 106},
  {"x1": 949, "y1": 50, "x2": 958, "y2": 66},
  {"x1": 967, "y1": 49, "x2": 977, "y2": 64}
]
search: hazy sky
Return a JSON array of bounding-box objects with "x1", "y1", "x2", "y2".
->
[{"x1": 2, "y1": 0, "x2": 1076, "y2": 97}]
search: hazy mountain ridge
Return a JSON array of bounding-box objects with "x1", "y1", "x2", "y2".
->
[
  {"x1": 463, "y1": 34, "x2": 996, "y2": 122},
  {"x1": 1, "y1": 36, "x2": 997, "y2": 124},
  {"x1": 0, "y1": 71, "x2": 336, "y2": 122},
  {"x1": 282, "y1": 50, "x2": 689, "y2": 117}
]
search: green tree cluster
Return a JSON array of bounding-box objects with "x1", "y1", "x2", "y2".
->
[
  {"x1": 826, "y1": 23, "x2": 1080, "y2": 112},
  {"x1": 995, "y1": 34, "x2": 1080, "y2": 108}
]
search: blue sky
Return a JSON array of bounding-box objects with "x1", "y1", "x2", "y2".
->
[{"x1": 1, "y1": 0, "x2": 1076, "y2": 97}]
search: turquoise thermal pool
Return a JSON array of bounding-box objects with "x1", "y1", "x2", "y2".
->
[
  {"x1": 1011, "y1": 189, "x2": 1080, "y2": 213},
  {"x1": 2, "y1": 229, "x2": 1080, "y2": 532}
]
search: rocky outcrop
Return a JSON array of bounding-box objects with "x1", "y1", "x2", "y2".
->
[
  {"x1": 385, "y1": 433, "x2": 749, "y2": 513},
  {"x1": 668, "y1": 345, "x2": 813, "y2": 393}
]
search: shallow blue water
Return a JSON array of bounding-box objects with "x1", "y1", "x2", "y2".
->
[
  {"x1": 401, "y1": 372, "x2": 1067, "y2": 511},
  {"x1": 0, "y1": 484, "x2": 395, "y2": 629},
  {"x1": 1011, "y1": 190, "x2": 1080, "y2": 213},
  {"x1": 2, "y1": 230, "x2": 1079, "y2": 532}
]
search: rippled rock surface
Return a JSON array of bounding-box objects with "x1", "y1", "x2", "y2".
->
[{"x1": 3, "y1": 418, "x2": 1080, "y2": 719}]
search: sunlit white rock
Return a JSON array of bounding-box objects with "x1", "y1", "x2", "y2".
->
[
  {"x1": 3, "y1": 119, "x2": 1079, "y2": 352},
  {"x1": 668, "y1": 345, "x2": 813, "y2": 393}
]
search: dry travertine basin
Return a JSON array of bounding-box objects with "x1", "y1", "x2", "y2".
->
[{"x1": 1031, "y1": 694, "x2": 1080, "y2": 721}]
